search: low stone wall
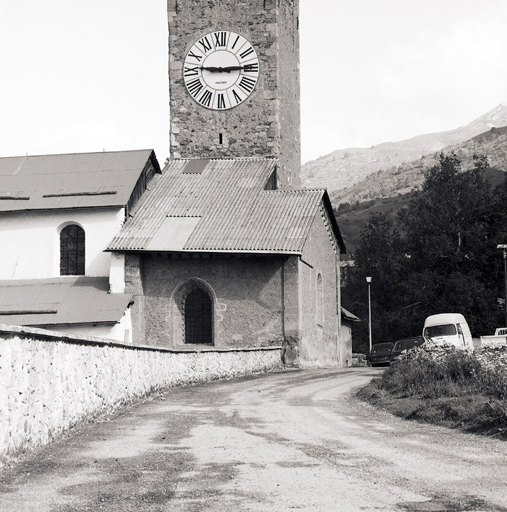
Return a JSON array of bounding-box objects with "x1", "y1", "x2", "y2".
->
[{"x1": 0, "y1": 324, "x2": 283, "y2": 466}]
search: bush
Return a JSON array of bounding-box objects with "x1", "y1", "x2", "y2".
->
[{"x1": 360, "y1": 341, "x2": 507, "y2": 437}]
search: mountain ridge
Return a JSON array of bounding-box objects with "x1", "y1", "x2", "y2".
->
[
  {"x1": 302, "y1": 103, "x2": 507, "y2": 200},
  {"x1": 334, "y1": 124, "x2": 507, "y2": 205}
]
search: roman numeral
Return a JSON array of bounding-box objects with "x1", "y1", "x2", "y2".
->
[
  {"x1": 240, "y1": 47, "x2": 254, "y2": 59},
  {"x1": 214, "y1": 31, "x2": 227, "y2": 48},
  {"x1": 243, "y1": 63, "x2": 259, "y2": 74},
  {"x1": 184, "y1": 66, "x2": 199, "y2": 77},
  {"x1": 217, "y1": 94, "x2": 226, "y2": 109},
  {"x1": 198, "y1": 36, "x2": 212, "y2": 53},
  {"x1": 187, "y1": 78, "x2": 204, "y2": 97},
  {"x1": 232, "y1": 89, "x2": 242, "y2": 104},
  {"x1": 187, "y1": 50, "x2": 203, "y2": 62},
  {"x1": 238, "y1": 76, "x2": 256, "y2": 93},
  {"x1": 231, "y1": 35, "x2": 240, "y2": 49},
  {"x1": 199, "y1": 89, "x2": 213, "y2": 107}
]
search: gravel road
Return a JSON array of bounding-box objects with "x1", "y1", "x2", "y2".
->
[{"x1": 1, "y1": 368, "x2": 507, "y2": 511}]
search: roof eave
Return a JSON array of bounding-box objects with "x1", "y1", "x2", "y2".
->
[
  {"x1": 322, "y1": 190, "x2": 347, "y2": 254},
  {"x1": 105, "y1": 248, "x2": 303, "y2": 256}
]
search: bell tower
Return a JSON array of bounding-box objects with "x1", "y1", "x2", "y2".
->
[{"x1": 167, "y1": 0, "x2": 301, "y2": 189}]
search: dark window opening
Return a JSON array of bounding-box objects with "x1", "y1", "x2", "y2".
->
[
  {"x1": 60, "y1": 224, "x2": 85, "y2": 275},
  {"x1": 264, "y1": 169, "x2": 277, "y2": 190},
  {"x1": 184, "y1": 287, "x2": 213, "y2": 344},
  {"x1": 219, "y1": 133, "x2": 223, "y2": 145}
]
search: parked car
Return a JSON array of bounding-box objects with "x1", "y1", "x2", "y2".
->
[
  {"x1": 368, "y1": 342, "x2": 394, "y2": 367},
  {"x1": 422, "y1": 313, "x2": 473, "y2": 348},
  {"x1": 389, "y1": 336, "x2": 426, "y2": 362},
  {"x1": 480, "y1": 328, "x2": 507, "y2": 347}
]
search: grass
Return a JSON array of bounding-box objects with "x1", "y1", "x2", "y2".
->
[{"x1": 358, "y1": 341, "x2": 507, "y2": 438}]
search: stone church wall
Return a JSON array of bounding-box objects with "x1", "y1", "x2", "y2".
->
[
  {"x1": 0, "y1": 324, "x2": 282, "y2": 466},
  {"x1": 298, "y1": 206, "x2": 347, "y2": 368},
  {"x1": 133, "y1": 254, "x2": 285, "y2": 348}
]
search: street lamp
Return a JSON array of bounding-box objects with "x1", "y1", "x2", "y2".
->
[
  {"x1": 366, "y1": 276, "x2": 372, "y2": 355},
  {"x1": 498, "y1": 245, "x2": 507, "y2": 326}
]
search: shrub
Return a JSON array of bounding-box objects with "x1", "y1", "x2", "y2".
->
[{"x1": 361, "y1": 340, "x2": 507, "y2": 437}]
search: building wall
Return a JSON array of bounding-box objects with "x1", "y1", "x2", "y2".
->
[
  {"x1": 0, "y1": 208, "x2": 125, "y2": 280},
  {"x1": 340, "y1": 322, "x2": 353, "y2": 368},
  {"x1": 126, "y1": 254, "x2": 285, "y2": 348},
  {"x1": 39, "y1": 308, "x2": 133, "y2": 345},
  {"x1": 0, "y1": 324, "x2": 282, "y2": 466},
  {"x1": 167, "y1": 0, "x2": 301, "y2": 188},
  {"x1": 298, "y1": 205, "x2": 347, "y2": 368}
]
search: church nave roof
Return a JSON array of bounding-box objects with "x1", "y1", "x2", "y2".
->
[{"x1": 108, "y1": 158, "x2": 344, "y2": 254}]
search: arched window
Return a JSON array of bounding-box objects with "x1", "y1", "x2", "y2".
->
[
  {"x1": 60, "y1": 224, "x2": 85, "y2": 275},
  {"x1": 184, "y1": 287, "x2": 213, "y2": 345}
]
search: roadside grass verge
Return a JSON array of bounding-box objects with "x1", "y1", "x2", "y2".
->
[{"x1": 358, "y1": 341, "x2": 507, "y2": 438}]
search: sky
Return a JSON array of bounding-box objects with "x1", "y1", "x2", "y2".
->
[{"x1": 1, "y1": 0, "x2": 507, "y2": 165}]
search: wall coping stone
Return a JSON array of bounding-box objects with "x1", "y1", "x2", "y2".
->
[{"x1": 0, "y1": 324, "x2": 282, "y2": 354}]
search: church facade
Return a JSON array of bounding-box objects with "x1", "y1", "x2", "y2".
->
[
  {"x1": 107, "y1": 0, "x2": 352, "y2": 367},
  {"x1": 0, "y1": 0, "x2": 353, "y2": 367}
]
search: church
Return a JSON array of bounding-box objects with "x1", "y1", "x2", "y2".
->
[{"x1": 0, "y1": 0, "x2": 353, "y2": 368}]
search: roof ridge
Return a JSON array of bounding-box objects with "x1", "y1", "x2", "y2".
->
[
  {"x1": 263, "y1": 188, "x2": 324, "y2": 194},
  {"x1": 0, "y1": 149, "x2": 154, "y2": 160},
  {"x1": 166, "y1": 156, "x2": 277, "y2": 162}
]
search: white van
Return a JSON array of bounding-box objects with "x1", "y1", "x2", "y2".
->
[{"x1": 422, "y1": 313, "x2": 473, "y2": 348}]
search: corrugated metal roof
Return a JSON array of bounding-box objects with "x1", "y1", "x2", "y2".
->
[
  {"x1": 108, "y1": 158, "x2": 334, "y2": 254},
  {"x1": 341, "y1": 307, "x2": 360, "y2": 322},
  {"x1": 0, "y1": 277, "x2": 132, "y2": 326},
  {"x1": 0, "y1": 150, "x2": 158, "y2": 212}
]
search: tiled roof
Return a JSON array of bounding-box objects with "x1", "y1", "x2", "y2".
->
[
  {"x1": 0, "y1": 277, "x2": 132, "y2": 326},
  {"x1": 0, "y1": 150, "x2": 159, "y2": 212},
  {"x1": 108, "y1": 158, "x2": 344, "y2": 254}
]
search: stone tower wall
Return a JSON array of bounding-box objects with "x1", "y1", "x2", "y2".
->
[{"x1": 167, "y1": 0, "x2": 301, "y2": 188}]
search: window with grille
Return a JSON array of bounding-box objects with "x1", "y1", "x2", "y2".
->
[
  {"x1": 184, "y1": 287, "x2": 213, "y2": 345},
  {"x1": 60, "y1": 224, "x2": 85, "y2": 275}
]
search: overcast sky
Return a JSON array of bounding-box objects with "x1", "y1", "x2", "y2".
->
[{"x1": 1, "y1": 0, "x2": 506, "y2": 165}]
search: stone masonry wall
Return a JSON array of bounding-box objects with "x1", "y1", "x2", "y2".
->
[
  {"x1": 298, "y1": 204, "x2": 347, "y2": 368},
  {"x1": 137, "y1": 254, "x2": 285, "y2": 348},
  {"x1": 0, "y1": 325, "x2": 282, "y2": 466},
  {"x1": 167, "y1": 0, "x2": 301, "y2": 189}
]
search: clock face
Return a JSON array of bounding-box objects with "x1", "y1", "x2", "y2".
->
[{"x1": 183, "y1": 31, "x2": 260, "y2": 110}]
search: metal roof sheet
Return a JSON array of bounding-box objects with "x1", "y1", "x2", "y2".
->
[
  {"x1": 0, "y1": 150, "x2": 158, "y2": 212},
  {"x1": 0, "y1": 277, "x2": 132, "y2": 326},
  {"x1": 108, "y1": 158, "x2": 335, "y2": 254},
  {"x1": 341, "y1": 307, "x2": 360, "y2": 322}
]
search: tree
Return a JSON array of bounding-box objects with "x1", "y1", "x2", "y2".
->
[
  {"x1": 342, "y1": 213, "x2": 408, "y2": 352},
  {"x1": 398, "y1": 153, "x2": 501, "y2": 334},
  {"x1": 344, "y1": 152, "x2": 505, "y2": 352},
  {"x1": 401, "y1": 153, "x2": 494, "y2": 276}
]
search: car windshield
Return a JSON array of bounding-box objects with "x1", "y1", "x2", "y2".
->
[
  {"x1": 371, "y1": 343, "x2": 392, "y2": 355},
  {"x1": 394, "y1": 340, "x2": 406, "y2": 351},
  {"x1": 424, "y1": 324, "x2": 457, "y2": 337},
  {"x1": 394, "y1": 338, "x2": 423, "y2": 352}
]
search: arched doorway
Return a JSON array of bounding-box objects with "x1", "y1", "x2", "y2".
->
[{"x1": 184, "y1": 287, "x2": 213, "y2": 345}]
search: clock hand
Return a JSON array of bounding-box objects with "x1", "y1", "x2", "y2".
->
[{"x1": 200, "y1": 65, "x2": 244, "y2": 72}]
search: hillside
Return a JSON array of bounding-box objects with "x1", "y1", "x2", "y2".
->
[
  {"x1": 302, "y1": 103, "x2": 507, "y2": 197},
  {"x1": 336, "y1": 166, "x2": 507, "y2": 256},
  {"x1": 334, "y1": 125, "x2": 507, "y2": 205}
]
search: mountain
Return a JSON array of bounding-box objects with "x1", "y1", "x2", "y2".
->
[
  {"x1": 335, "y1": 125, "x2": 507, "y2": 205},
  {"x1": 302, "y1": 103, "x2": 507, "y2": 199}
]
